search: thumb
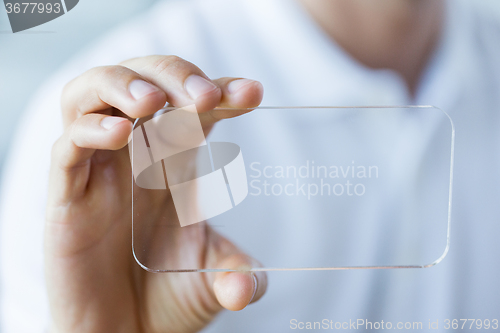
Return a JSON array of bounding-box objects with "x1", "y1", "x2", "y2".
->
[{"x1": 204, "y1": 229, "x2": 268, "y2": 311}]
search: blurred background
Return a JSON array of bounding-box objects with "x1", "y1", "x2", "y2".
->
[
  {"x1": 0, "y1": 0, "x2": 161, "y2": 184},
  {"x1": 1, "y1": 0, "x2": 500, "y2": 184}
]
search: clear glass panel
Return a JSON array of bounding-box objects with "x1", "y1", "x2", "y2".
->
[{"x1": 130, "y1": 106, "x2": 454, "y2": 272}]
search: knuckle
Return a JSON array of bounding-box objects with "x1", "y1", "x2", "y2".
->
[
  {"x1": 50, "y1": 136, "x2": 64, "y2": 162},
  {"x1": 151, "y1": 55, "x2": 187, "y2": 75},
  {"x1": 50, "y1": 135, "x2": 75, "y2": 170},
  {"x1": 61, "y1": 80, "x2": 74, "y2": 112},
  {"x1": 90, "y1": 65, "x2": 126, "y2": 81},
  {"x1": 66, "y1": 122, "x2": 79, "y2": 148},
  {"x1": 76, "y1": 65, "x2": 132, "y2": 87},
  {"x1": 118, "y1": 56, "x2": 140, "y2": 66},
  {"x1": 61, "y1": 65, "x2": 135, "y2": 118},
  {"x1": 61, "y1": 66, "x2": 124, "y2": 111}
]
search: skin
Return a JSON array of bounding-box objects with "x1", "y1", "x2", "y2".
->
[
  {"x1": 45, "y1": 1, "x2": 444, "y2": 332},
  {"x1": 46, "y1": 55, "x2": 267, "y2": 332},
  {"x1": 299, "y1": 0, "x2": 444, "y2": 95}
]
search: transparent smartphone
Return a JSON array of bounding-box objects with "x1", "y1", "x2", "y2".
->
[{"x1": 129, "y1": 106, "x2": 454, "y2": 272}]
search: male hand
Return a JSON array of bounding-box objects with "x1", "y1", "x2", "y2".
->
[{"x1": 45, "y1": 55, "x2": 267, "y2": 333}]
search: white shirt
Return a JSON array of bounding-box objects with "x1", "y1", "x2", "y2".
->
[{"x1": 1, "y1": 0, "x2": 500, "y2": 331}]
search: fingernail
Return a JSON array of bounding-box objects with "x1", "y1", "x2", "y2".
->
[
  {"x1": 247, "y1": 273, "x2": 258, "y2": 307},
  {"x1": 129, "y1": 80, "x2": 159, "y2": 100},
  {"x1": 185, "y1": 75, "x2": 218, "y2": 100},
  {"x1": 101, "y1": 117, "x2": 126, "y2": 130},
  {"x1": 227, "y1": 79, "x2": 260, "y2": 94}
]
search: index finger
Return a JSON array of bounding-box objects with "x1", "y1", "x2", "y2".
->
[{"x1": 61, "y1": 65, "x2": 168, "y2": 127}]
